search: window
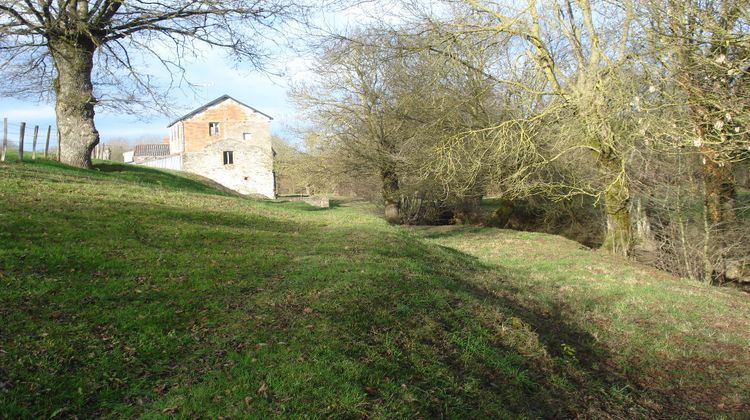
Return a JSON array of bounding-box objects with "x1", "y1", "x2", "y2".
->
[
  {"x1": 209, "y1": 122, "x2": 220, "y2": 136},
  {"x1": 243, "y1": 132, "x2": 252, "y2": 141},
  {"x1": 223, "y1": 151, "x2": 233, "y2": 165}
]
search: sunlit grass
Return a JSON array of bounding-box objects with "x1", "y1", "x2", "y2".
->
[{"x1": 1, "y1": 156, "x2": 748, "y2": 417}]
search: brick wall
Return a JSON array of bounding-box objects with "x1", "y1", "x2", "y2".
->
[{"x1": 180, "y1": 99, "x2": 271, "y2": 153}]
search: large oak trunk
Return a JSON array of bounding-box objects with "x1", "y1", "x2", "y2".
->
[{"x1": 50, "y1": 40, "x2": 100, "y2": 169}]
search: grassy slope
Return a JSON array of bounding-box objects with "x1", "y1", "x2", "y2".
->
[{"x1": 0, "y1": 156, "x2": 748, "y2": 418}]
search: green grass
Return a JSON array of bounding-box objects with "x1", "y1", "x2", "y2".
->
[{"x1": 1, "y1": 154, "x2": 749, "y2": 417}]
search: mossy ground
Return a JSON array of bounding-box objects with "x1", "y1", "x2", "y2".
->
[{"x1": 1, "y1": 154, "x2": 748, "y2": 417}]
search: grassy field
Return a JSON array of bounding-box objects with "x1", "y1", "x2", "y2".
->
[{"x1": 1, "y1": 155, "x2": 749, "y2": 418}]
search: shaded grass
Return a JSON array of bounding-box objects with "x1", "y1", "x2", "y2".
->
[
  {"x1": 411, "y1": 226, "x2": 750, "y2": 416},
  {"x1": 0, "y1": 157, "x2": 749, "y2": 417}
]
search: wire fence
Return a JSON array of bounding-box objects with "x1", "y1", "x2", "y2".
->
[{"x1": 1, "y1": 117, "x2": 110, "y2": 162}]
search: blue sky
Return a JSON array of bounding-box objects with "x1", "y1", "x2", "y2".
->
[
  {"x1": 0, "y1": 50, "x2": 307, "y2": 146},
  {"x1": 0, "y1": 2, "x2": 402, "y2": 148}
]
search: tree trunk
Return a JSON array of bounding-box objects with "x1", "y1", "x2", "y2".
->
[
  {"x1": 701, "y1": 147, "x2": 738, "y2": 282},
  {"x1": 381, "y1": 167, "x2": 402, "y2": 224},
  {"x1": 599, "y1": 155, "x2": 632, "y2": 255},
  {"x1": 50, "y1": 40, "x2": 100, "y2": 169},
  {"x1": 581, "y1": 83, "x2": 633, "y2": 255},
  {"x1": 702, "y1": 148, "x2": 737, "y2": 227},
  {"x1": 452, "y1": 194, "x2": 483, "y2": 225}
]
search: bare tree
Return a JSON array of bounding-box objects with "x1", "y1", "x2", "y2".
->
[
  {"x1": 0, "y1": 0, "x2": 304, "y2": 168},
  {"x1": 414, "y1": 0, "x2": 638, "y2": 253},
  {"x1": 294, "y1": 26, "x2": 506, "y2": 224},
  {"x1": 293, "y1": 30, "x2": 412, "y2": 223},
  {"x1": 641, "y1": 0, "x2": 749, "y2": 280}
]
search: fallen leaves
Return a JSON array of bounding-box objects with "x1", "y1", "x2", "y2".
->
[
  {"x1": 257, "y1": 382, "x2": 269, "y2": 398},
  {"x1": 161, "y1": 406, "x2": 178, "y2": 414}
]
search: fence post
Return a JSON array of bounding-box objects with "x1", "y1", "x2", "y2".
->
[
  {"x1": 44, "y1": 125, "x2": 51, "y2": 158},
  {"x1": 1, "y1": 118, "x2": 7, "y2": 162},
  {"x1": 31, "y1": 125, "x2": 39, "y2": 160},
  {"x1": 57, "y1": 128, "x2": 61, "y2": 161},
  {"x1": 18, "y1": 122, "x2": 25, "y2": 161}
]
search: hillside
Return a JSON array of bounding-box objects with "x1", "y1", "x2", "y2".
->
[{"x1": 1, "y1": 156, "x2": 749, "y2": 418}]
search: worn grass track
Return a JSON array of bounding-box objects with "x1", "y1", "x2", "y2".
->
[{"x1": 1, "y1": 155, "x2": 748, "y2": 418}]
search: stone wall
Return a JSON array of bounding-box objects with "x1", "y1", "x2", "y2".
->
[
  {"x1": 182, "y1": 137, "x2": 275, "y2": 198},
  {"x1": 168, "y1": 97, "x2": 275, "y2": 198},
  {"x1": 281, "y1": 196, "x2": 330, "y2": 208}
]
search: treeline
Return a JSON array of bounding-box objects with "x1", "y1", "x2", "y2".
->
[{"x1": 281, "y1": 0, "x2": 749, "y2": 286}]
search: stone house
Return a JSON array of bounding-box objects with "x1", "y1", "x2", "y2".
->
[{"x1": 129, "y1": 95, "x2": 276, "y2": 198}]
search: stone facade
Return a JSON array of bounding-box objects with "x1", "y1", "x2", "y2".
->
[
  {"x1": 167, "y1": 95, "x2": 275, "y2": 198},
  {"x1": 281, "y1": 196, "x2": 330, "y2": 208}
]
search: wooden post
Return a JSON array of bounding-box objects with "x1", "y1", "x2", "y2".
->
[
  {"x1": 1, "y1": 118, "x2": 7, "y2": 162},
  {"x1": 44, "y1": 125, "x2": 51, "y2": 158},
  {"x1": 18, "y1": 122, "x2": 25, "y2": 161},
  {"x1": 31, "y1": 125, "x2": 39, "y2": 160}
]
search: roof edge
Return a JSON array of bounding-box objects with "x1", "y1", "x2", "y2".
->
[{"x1": 167, "y1": 94, "x2": 274, "y2": 127}]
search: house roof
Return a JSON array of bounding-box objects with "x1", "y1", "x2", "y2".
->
[
  {"x1": 133, "y1": 143, "x2": 170, "y2": 157},
  {"x1": 167, "y1": 94, "x2": 274, "y2": 127}
]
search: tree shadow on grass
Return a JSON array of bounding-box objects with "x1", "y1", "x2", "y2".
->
[
  {"x1": 401, "y1": 233, "x2": 750, "y2": 416},
  {"x1": 319, "y1": 241, "x2": 656, "y2": 417},
  {"x1": 3, "y1": 157, "x2": 237, "y2": 197},
  {"x1": 95, "y1": 163, "x2": 235, "y2": 196},
  {"x1": 408, "y1": 225, "x2": 499, "y2": 239},
  {"x1": 0, "y1": 184, "x2": 739, "y2": 417},
  {"x1": 0, "y1": 196, "x2": 314, "y2": 417}
]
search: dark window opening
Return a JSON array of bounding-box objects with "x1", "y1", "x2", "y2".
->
[
  {"x1": 223, "y1": 151, "x2": 234, "y2": 165},
  {"x1": 209, "y1": 122, "x2": 220, "y2": 136}
]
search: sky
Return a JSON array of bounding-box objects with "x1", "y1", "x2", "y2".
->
[
  {"x1": 0, "y1": 1, "x2": 390, "y2": 149},
  {"x1": 0, "y1": 48, "x2": 310, "y2": 148},
  {"x1": 0, "y1": 1, "x2": 414, "y2": 150}
]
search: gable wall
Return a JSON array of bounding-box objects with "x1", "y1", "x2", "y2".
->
[
  {"x1": 175, "y1": 98, "x2": 275, "y2": 198},
  {"x1": 181, "y1": 99, "x2": 271, "y2": 153}
]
